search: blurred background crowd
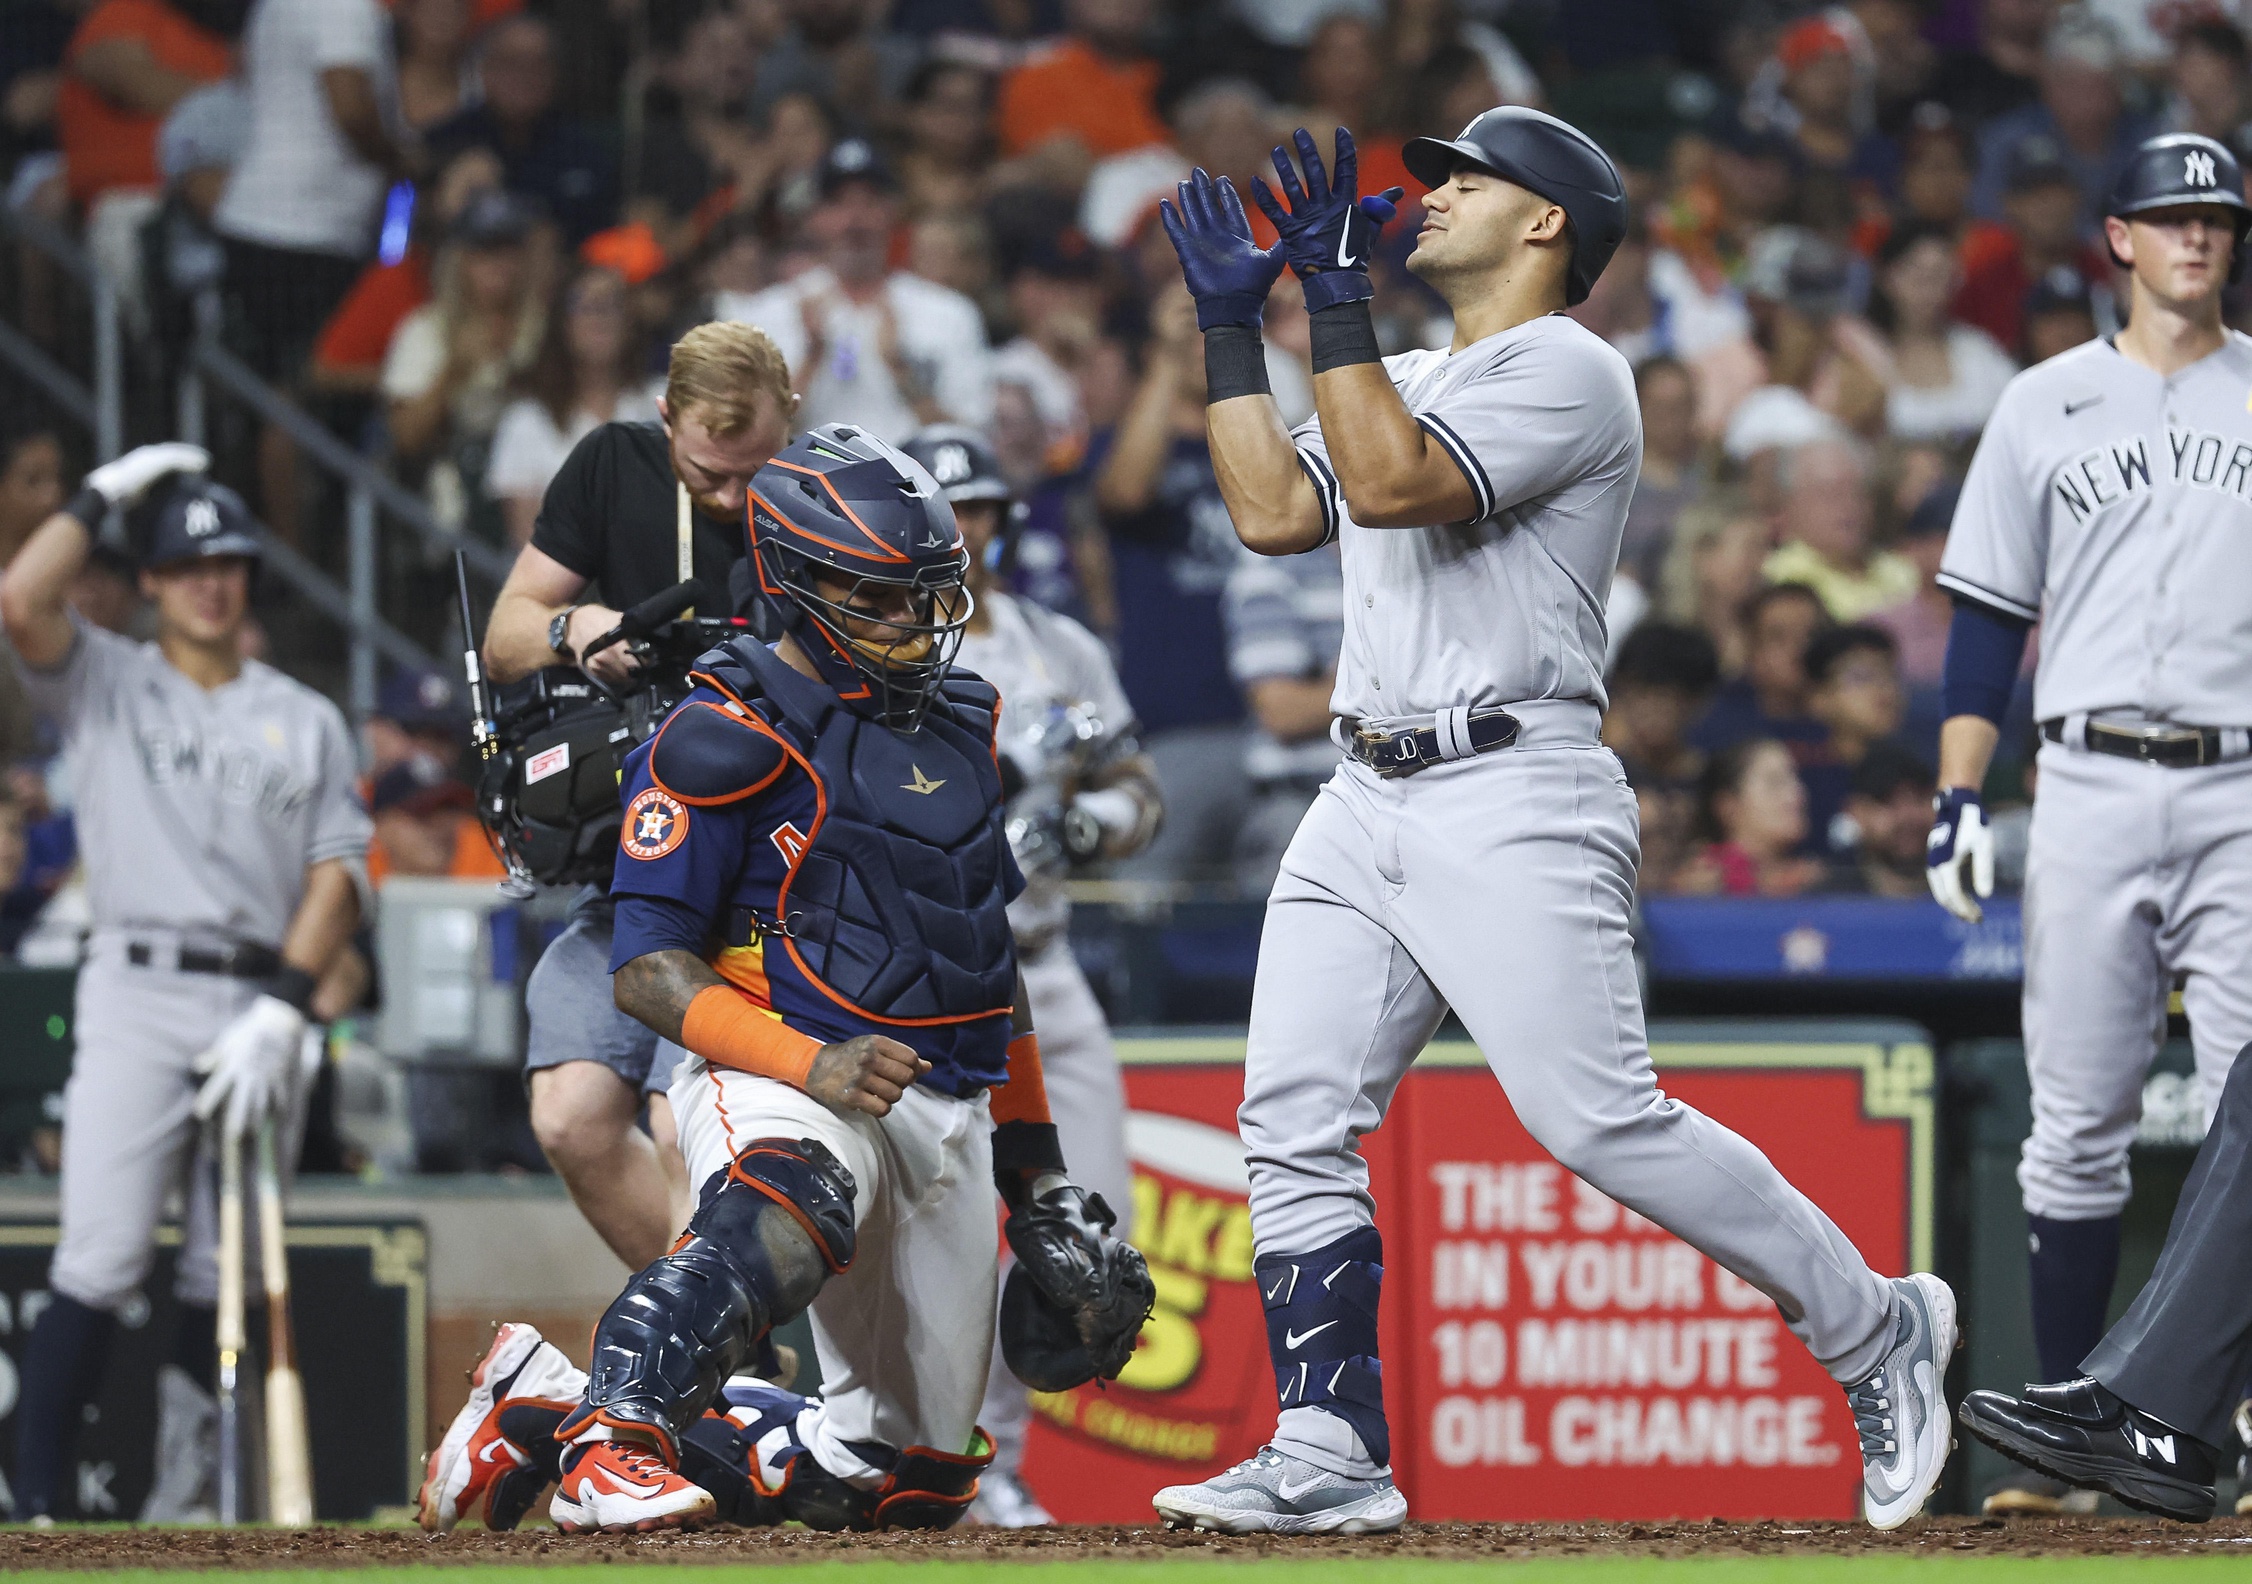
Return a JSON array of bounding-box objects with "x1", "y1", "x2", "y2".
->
[{"x1": 5, "y1": 0, "x2": 2240, "y2": 968}]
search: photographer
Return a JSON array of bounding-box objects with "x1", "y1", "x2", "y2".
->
[{"x1": 483, "y1": 322, "x2": 795, "y2": 1267}]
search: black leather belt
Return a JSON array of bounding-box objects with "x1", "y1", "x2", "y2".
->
[
  {"x1": 2040, "y1": 718, "x2": 2244, "y2": 769},
  {"x1": 126, "y1": 940, "x2": 284, "y2": 978},
  {"x1": 1347, "y1": 708, "x2": 1520, "y2": 778}
]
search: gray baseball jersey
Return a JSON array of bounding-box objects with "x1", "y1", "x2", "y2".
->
[
  {"x1": 1940, "y1": 332, "x2": 2252, "y2": 724},
  {"x1": 1289, "y1": 314, "x2": 1640, "y2": 720},
  {"x1": 19, "y1": 615, "x2": 369, "y2": 943}
]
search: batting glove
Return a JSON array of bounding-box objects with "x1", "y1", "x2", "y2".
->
[
  {"x1": 1159, "y1": 168, "x2": 1284, "y2": 330},
  {"x1": 1250, "y1": 126, "x2": 1404, "y2": 314},
  {"x1": 194, "y1": 994, "x2": 308, "y2": 1141},
  {"x1": 83, "y1": 442, "x2": 209, "y2": 509},
  {"x1": 1926, "y1": 787, "x2": 1994, "y2": 923}
]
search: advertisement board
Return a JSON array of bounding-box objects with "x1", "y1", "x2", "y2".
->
[{"x1": 1023, "y1": 1026, "x2": 1931, "y2": 1523}]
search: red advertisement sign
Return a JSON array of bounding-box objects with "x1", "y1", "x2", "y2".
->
[{"x1": 1022, "y1": 1032, "x2": 1930, "y2": 1524}]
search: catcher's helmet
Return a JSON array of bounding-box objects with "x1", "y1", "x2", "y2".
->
[
  {"x1": 746, "y1": 423, "x2": 972, "y2": 729},
  {"x1": 899, "y1": 424, "x2": 1026, "y2": 574},
  {"x1": 136, "y1": 476, "x2": 263, "y2": 570},
  {"x1": 1402, "y1": 106, "x2": 1628, "y2": 306},
  {"x1": 2104, "y1": 132, "x2": 2252, "y2": 281}
]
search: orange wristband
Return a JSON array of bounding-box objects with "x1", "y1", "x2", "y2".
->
[
  {"x1": 682, "y1": 984, "x2": 822, "y2": 1089},
  {"x1": 989, "y1": 1029, "x2": 1052, "y2": 1126}
]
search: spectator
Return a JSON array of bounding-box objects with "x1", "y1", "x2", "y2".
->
[
  {"x1": 1893, "y1": 104, "x2": 2029, "y2": 350},
  {"x1": 907, "y1": 211, "x2": 994, "y2": 308},
  {"x1": 1869, "y1": 483, "x2": 1961, "y2": 692},
  {"x1": 151, "y1": 71, "x2": 244, "y2": 304},
  {"x1": 2019, "y1": 262, "x2": 2099, "y2": 364},
  {"x1": 366, "y1": 755, "x2": 499, "y2": 886},
  {"x1": 2169, "y1": 20, "x2": 2252, "y2": 146},
  {"x1": 719, "y1": 138, "x2": 992, "y2": 442},
  {"x1": 1931, "y1": 0, "x2": 2053, "y2": 125},
  {"x1": 427, "y1": 14, "x2": 616, "y2": 243},
  {"x1": 56, "y1": 0, "x2": 235, "y2": 315},
  {"x1": 0, "y1": 428, "x2": 66, "y2": 567},
  {"x1": 383, "y1": 189, "x2": 548, "y2": 527},
  {"x1": 1672, "y1": 738, "x2": 1827, "y2": 898},
  {"x1": 1997, "y1": 137, "x2": 2112, "y2": 320},
  {"x1": 1725, "y1": 229, "x2": 1884, "y2": 466},
  {"x1": 1870, "y1": 219, "x2": 2019, "y2": 443},
  {"x1": 2, "y1": 1, "x2": 77, "y2": 178},
  {"x1": 1080, "y1": 76, "x2": 1277, "y2": 250},
  {"x1": 749, "y1": 0, "x2": 916, "y2": 128},
  {"x1": 1767, "y1": 12, "x2": 1880, "y2": 178},
  {"x1": 1821, "y1": 740, "x2": 1939, "y2": 898},
  {"x1": 631, "y1": 3, "x2": 763, "y2": 230},
  {"x1": 1224, "y1": 536, "x2": 1342, "y2": 898},
  {"x1": 1853, "y1": 0, "x2": 1938, "y2": 130},
  {"x1": 395, "y1": 0, "x2": 478, "y2": 133},
  {"x1": 1606, "y1": 622, "x2": 1721, "y2": 899},
  {"x1": 1297, "y1": 13, "x2": 1418, "y2": 205},
  {"x1": 1092, "y1": 286, "x2": 1248, "y2": 887},
  {"x1": 1972, "y1": 10, "x2": 2153, "y2": 229},
  {"x1": 1764, "y1": 438, "x2": 1920, "y2": 620},
  {"x1": 486, "y1": 265, "x2": 657, "y2": 546},
  {"x1": 311, "y1": 143, "x2": 502, "y2": 393},
  {"x1": 997, "y1": 0, "x2": 1168, "y2": 187},
  {"x1": 896, "y1": 59, "x2": 994, "y2": 219},
  {"x1": 990, "y1": 230, "x2": 1103, "y2": 470},
  {"x1": 1662, "y1": 494, "x2": 1775, "y2": 678},
  {"x1": 1619, "y1": 357, "x2": 1703, "y2": 591},
  {"x1": 1798, "y1": 623, "x2": 1908, "y2": 854},
  {"x1": 364, "y1": 668, "x2": 467, "y2": 777},
  {"x1": 1689, "y1": 582, "x2": 1833, "y2": 754},
  {"x1": 1571, "y1": 219, "x2": 1671, "y2": 367}
]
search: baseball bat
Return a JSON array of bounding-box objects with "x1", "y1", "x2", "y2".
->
[
  {"x1": 216, "y1": 1127, "x2": 245, "y2": 1525},
  {"x1": 256, "y1": 1115, "x2": 315, "y2": 1528}
]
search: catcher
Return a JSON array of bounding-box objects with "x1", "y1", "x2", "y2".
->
[{"x1": 420, "y1": 425, "x2": 1150, "y2": 1534}]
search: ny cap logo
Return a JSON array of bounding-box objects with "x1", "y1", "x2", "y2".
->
[
  {"x1": 931, "y1": 443, "x2": 971, "y2": 485},
  {"x1": 184, "y1": 498, "x2": 220, "y2": 538},
  {"x1": 2186, "y1": 149, "x2": 2218, "y2": 187}
]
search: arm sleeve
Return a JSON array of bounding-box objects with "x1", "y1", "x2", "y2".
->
[
  {"x1": 1936, "y1": 400, "x2": 2045, "y2": 621},
  {"x1": 1410, "y1": 338, "x2": 1632, "y2": 523},
  {"x1": 306, "y1": 701, "x2": 374, "y2": 867},
  {"x1": 609, "y1": 892, "x2": 713, "y2": 969},
  {"x1": 1940, "y1": 598, "x2": 2033, "y2": 725},
  {"x1": 528, "y1": 424, "x2": 612, "y2": 579}
]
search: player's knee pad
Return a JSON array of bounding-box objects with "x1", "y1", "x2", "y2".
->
[
  {"x1": 1256, "y1": 1225, "x2": 1390, "y2": 1468},
  {"x1": 698, "y1": 1135, "x2": 859, "y2": 1298}
]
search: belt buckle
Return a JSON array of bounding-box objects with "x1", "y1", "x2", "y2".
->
[{"x1": 1356, "y1": 726, "x2": 1425, "y2": 778}]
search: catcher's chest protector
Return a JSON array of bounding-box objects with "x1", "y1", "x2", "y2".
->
[{"x1": 708, "y1": 639, "x2": 1017, "y2": 1024}]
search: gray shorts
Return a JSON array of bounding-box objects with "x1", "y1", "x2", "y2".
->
[{"x1": 524, "y1": 888, "x2": 664, "y2": 1094}]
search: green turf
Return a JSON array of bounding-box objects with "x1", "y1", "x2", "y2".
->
[{"x1": 10, "y1": 1561, "x2": 2252, "y2": 1584}]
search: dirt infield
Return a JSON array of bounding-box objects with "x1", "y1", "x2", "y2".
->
[{"x1": 3, "y1": 1518, "x2": 2249, "y2": 1569}]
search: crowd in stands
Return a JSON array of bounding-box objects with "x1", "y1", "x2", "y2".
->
[{"x1": 6, "y1": 0, "x2": 2245, "y2": 907}]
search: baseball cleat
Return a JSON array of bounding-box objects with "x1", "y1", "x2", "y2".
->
[
  {"x1": 1847, "y1": 1272, "x2": 1957, "y2": 1530},
  {"x1": 1152, "y1": 1446, "x2": 1407, "y2": 1534},
  {"x1": 1978, "y1": 1468, "x2": 2097, "y2": 1516},
  {"x1": 2234, "y1": 1400, "x2": 2251, "y2": 1518},
  {"x1": 418, "y1": 1322, "x2": 586, "y2": 1532},
  {"x1": 550, "y1": 1438, "x2": 717, "y2": 1533},
  {"x1": 1959, "y1": 1378, "x2": 2219, "y2": 1523},
  {"x1": 966, "y1": 1467, "x2": 1053, "y2": 1527}
]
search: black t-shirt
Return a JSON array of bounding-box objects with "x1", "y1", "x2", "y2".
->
[{"x1": 533, "y1": 420, "x2": 744, "y2": 617}]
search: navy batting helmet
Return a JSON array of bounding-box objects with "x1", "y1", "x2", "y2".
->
[
  {"x1": 746, "y1": 423, "x2": 972, "y2": 727},
  {"x1": 2105, "y1": 132, "x2": 2252, "y2": 280},
  {"x1": 1402, "y1": 106, "x2": 1628, "y2": 306},
  {"x1": 137, "y1": 476, "x2": 263, "y2": 570},
  {"x1": 899, "y1": 424, "x2": 1026, "y2": 573}
]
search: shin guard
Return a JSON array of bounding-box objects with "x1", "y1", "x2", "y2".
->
[{"x1": 1256, "y1": 1226, "x2": 1390, "y2": 1468}]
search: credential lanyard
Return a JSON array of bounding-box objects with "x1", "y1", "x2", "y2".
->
[{"x1": 677, "y1": 482, "x2": 695, "y2": 615}]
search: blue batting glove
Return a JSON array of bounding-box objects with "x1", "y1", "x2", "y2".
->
[
  {"x1": 1159, "y1": 168, "x2": 1285, "y2": 331},
  {"x1": 1249, "y1": 126, "x2": 1405, "y2": 313}
]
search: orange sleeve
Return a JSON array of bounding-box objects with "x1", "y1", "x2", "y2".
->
[
  {"x1": 988, "y1": 1030, "x2": 1052, "y2": 1127},
  {"x1": 682, "y1": 983, "x2": 823, "y2": 1088}
]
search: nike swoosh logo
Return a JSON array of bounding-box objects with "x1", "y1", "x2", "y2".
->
[
  {"x1": 1264, "y1": 1275, "x2": 1288, "y2": 1301},
  {"x1": 2064, "y1": 396, "x2": 2103, "y2": 415},
  {"x1": 475, "y1": 1440, "x2": 523, "y2": 1466},
  {"x1": 1284, "y1": 1321, "x2": 1338, "y2": 1349},
  {"x1": 590, "y1": 1468, "x2": 668, "y2": 1497},
  {"x1": 1337, "y1": 225, "x2": 1355, "y2": 269},
  {"x1": 1277, "y1": 1473, "x2": 1331, "y2": 1500}
]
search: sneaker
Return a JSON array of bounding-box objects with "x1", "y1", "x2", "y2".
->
[
  {"x1": 1960, "y1": 1377, "x2": 2218, "y2": 1523},
  {"x1": 2235, "y1": 1401, "x2": 2251, "y2": 1518},
  {"x1": 418, "y1": 1323, "x2": 587, "y2": 1532},
  {"x1": 1153, "y1": 1446, "x2": 1407, "y2": 1535},
  {"x1": 1979, "y1": 1468, "x2": 2098, "y2": 1516},
  {"x1": 1848, "y1": 1273, "x2": 1957, "y2": 1530},
  {"x1": 967, "y1": 1468, "x2": 1053, "y2": 1527},
  {"x1": 550, "y1": 1438, "x2": 717, "y2": 1533}
]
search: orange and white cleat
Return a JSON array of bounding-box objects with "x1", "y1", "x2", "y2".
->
[
  {"x1": 418, "y1": 1322, "x2": 586, "y2": 1532},
  {"x1": 550, "y1": 1438, "x2": 718, "y2": 1533}
]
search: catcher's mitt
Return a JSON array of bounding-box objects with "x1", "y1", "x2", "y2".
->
[{"x1": 1000, "y1": 1183, "x2": 1154, "y2": 1392}]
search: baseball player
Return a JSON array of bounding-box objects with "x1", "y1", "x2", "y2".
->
[
  {"x1": 1926, "y1": 131, "x2": 2252, "y2": 1516},
  {"x1": 1, "y1": 446, "x2": 368, "y2": 1521},
  {"x1": 419, "y1": 426, "x2": 1150, "y2": 1534},
  {"x1": 1150, "y1": 110, "x2": 1956, "y2": 1534},
  {"x1": 902, "y1": 424, "x2": 1164, "y2": 1526}
]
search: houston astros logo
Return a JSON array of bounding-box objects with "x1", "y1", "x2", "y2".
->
[
  {"x1": 2186, "y1": 149, "x2": 2218, "y2": 187},
  {"x1": 621, "y1": 787, "x2": 688, "y2": 859},
  {"x1": 901, "y1": 765, "x2": 946, "y2": 795}
]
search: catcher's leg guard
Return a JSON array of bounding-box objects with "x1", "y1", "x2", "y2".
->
[
  {"x1": 769, "y1": 1435, "x2": 996, "y2": 1532},
  {"x1": 1257, "y1": 1225, "x2": 1389, "y2": 1467},
  {"x1": 559, "y1": 1137, "x2": 856, "y2": 1458},
  {"x1": 679, "y1": 1411, "x2": 787, "y2": 1526}
]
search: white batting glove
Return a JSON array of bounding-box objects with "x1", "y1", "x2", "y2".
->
[
  {"x1": 193, "y1": 994, "x2": 308, "y2": 1142},
  {"x1": 1925, "y1": 788, "x2": 1994, "y2": 923},
  {"x1": 83, "y1": 442, "x2": 209, "y2": 509}
]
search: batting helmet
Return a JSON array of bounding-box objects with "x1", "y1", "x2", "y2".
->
[
  {"x1": 746, "y1": 423, "x2": 972, "y2": 728},
  {"x1": 899, "y1": 424, "x2": 1026, "y2": 573},
  {"x1": 2104, "y1": 132, "x2": 2252, "y2": 280},
  {"x1": 1402, "y1": 106, "x2": 1629, "y2": 306},
  {"x1": 136, "y1": 476, "x2": 263, "y2": 570}
]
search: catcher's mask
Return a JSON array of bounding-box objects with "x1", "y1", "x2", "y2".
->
[{"x1": 747, "y1": 424, "x2": 972, "y2": 731}]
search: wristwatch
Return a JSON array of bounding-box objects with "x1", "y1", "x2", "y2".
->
[{"x1": 548, "y1": 603, "x2": 584, "y2": 660}]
